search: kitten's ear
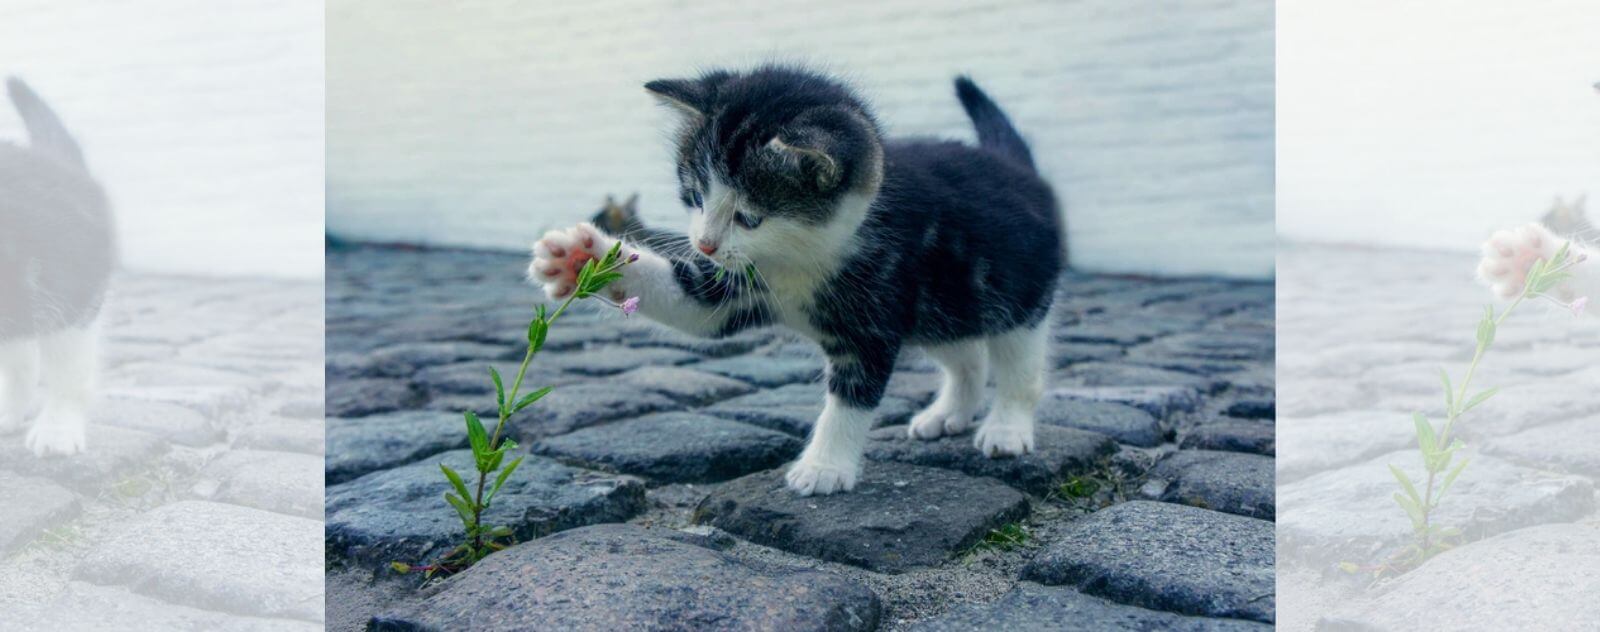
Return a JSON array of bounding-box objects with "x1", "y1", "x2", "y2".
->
[
  {"x1": 623, "y1": 192, "x2": 639, "y2": 212},
  {"x1": 645, "y1": 78, "x2": 707, "y2": 117},
  {"x1": 605, "y1": 194, "x2": 617, "y2": 207},
  {"x1": 766, "y1": 135, "x2": 842, "y2": 191}
]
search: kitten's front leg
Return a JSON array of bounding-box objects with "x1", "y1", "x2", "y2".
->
[
  {"x1": 529, "y1": 223, "x2": 762, "y2": 337},
  {"x1": 786, "y1": 350, "x2": 895, "y2": 496}
]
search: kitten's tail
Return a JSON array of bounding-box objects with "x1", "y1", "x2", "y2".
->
[
  {"x1": 8, "y1": 77, "x2": 87, "y2": 170},
  {"x1": 954, "y1": 76, "x2": 1034, "y2": 172}
]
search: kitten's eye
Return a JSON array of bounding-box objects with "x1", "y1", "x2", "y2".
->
[
  {"x1": 734, "y1": 211, "x2": 764, "y2": 230},
  {"x1": 683, "y1": 189, "x2": 704, "y2": 209}
]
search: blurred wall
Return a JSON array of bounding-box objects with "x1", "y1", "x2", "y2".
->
[
  {"x1": 0, "y1": 0, "x2": 324, "y2": 279},
  {"x1": 328, "y1": 0, "x2": 1273, "y2": 279},
  {"x1": 1279, "y1": 0, "x2": 1600, "y2": 251}
]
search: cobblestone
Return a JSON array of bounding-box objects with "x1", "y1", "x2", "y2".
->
[
  {"x1": 1277, "y1": 245, "x2": 1600, "y2": 630},
  {"x1": 323, "y1": 245, "x2": 1275, "y2": 630},
  {"x1": 0, "y1": 274, "x2": 324, "y2": 626}
]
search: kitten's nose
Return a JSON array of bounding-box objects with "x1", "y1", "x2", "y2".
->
[{"x1": 696, "y1": 241, "x2": 719, "y2": 256}]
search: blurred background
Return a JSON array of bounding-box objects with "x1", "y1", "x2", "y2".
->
[
  {"x1": 1279, "y1": 0, "x2": 1599, "y2": 250},
  {"x1": 327, "y1": 0, "x2": 1274, "y2": 279},
  {"x1": 0, "y1": 0, "x2": 324, "y2": 279}
]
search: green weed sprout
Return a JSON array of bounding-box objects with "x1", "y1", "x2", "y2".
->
[
  {"x1": 1364, "y1": 241, "x2": 1586, "y2": 577},
  {"x1": 393, "y1": 242, "x2": 636, "y2": 577}
]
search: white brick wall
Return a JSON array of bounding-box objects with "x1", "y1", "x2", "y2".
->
[
  {"x1": 328, "y1": 0, "x2": 1273, "y2": 279},
  {"x1": 1279, "y1": 0, "x2": 1600, "y2": 251},
  {"x1": 0, "y1": 0, "x2": 324, "y2": 279}
]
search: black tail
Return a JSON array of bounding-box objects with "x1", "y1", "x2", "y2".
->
[
  {"x1": 8, "y1": 77, "x2": 87, "y2": 170},
  {"x1": 954, "y1": 76, "x2": 1034, "y2": 171}
]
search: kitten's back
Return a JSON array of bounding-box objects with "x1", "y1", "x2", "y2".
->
[{"x1": 0, "y1": 78, "x2": 115, "y2": 339}]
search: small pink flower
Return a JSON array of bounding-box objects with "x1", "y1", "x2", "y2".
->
[
  {"x1": 1572, "y1": 296, "x2": 1588, "y2": 318},
  {"x1": 621, "y1": 296, "x2": 640, "y2": 316}
]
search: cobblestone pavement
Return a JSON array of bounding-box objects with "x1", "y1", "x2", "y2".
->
[
  {"x1": 325, "y1": 244, "x2": 1276, "y2": 631},
  {"x1": 0, "y1": 273, "x2": 325, "y2": 629},
  {"x1": 1277, "y1": 244, "x2": 1600, "y2": 631}
]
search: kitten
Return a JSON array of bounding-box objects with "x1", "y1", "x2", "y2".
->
[
  {"x1": 0, "y1": 78, "x2": 115, "y2": 455},
  {"x1": 1478, "y1": 195, "x2": 1597, "y2": 314},
  {"x1": 530, "y1": 66, "x2": 1062, "y2": 495}
]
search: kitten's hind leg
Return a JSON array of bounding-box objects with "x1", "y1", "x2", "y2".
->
[
  {"x1": 975, "y1": 323, "x2": 1046, "y2": 457},
  {"x1": 0, "y1": 337, "x2": 40, "y2": 433},
  {"x1": 25, "y1": 322, "x2": 96, "y2": 456},
  {"x1": 907, "y1": 339, "x2": 987, "y2": 440}
]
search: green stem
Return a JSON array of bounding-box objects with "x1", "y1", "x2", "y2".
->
[
  {"x1": 1418, "y1": 283, "x2": 1531, "y2": 555},
  {"x1": 465, "y1": 256, "x2": 622, "y2": 559}
]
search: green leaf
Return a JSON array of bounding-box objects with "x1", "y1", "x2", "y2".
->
[
  {"x1": 1476, "y1": 307, "x2": 1496, "y2": 348},
  {"x1": 1389, "y1": 464, "x2": 1422, "y2": 505},
  {"x1": 445, "y1": 492, "x2": 474, "y2": 527},
  {"x1": 574, "y1": 260, "x2": 598, "y2": 297},
  {"x1": 1552, "y1": 240, "x2": 1572, "y2": 266},
  {"x1": 1436, "y1": 456, "x2": 1470, "y2": 503},
  {"x1": 390, "y1": 562, "x2": 411, "y2": 574},
  {"x1": 513, "y1": 386, "x2": 554, "y2": 413},
  {"x1": 713, "y1": 267, "x2": 727, "y2": 282},
  {"x1": 489, "y1": 366, "x2": 506, "y2": 414},
  {"x1": 1533, "y1": 271, "x2": 1572, "y2": 294},
  {"x1": 1393, "y1": 492, "x2": 1424, "y2": 530},
  {"x1": 1461, "y1": 387, "x2": 1499, "y2": 413},
  {"x1": 527, "y1": 305, "x2": 550, "y2": 353},
  {"x1": 439, "y1": 463, "x2": 473, "y2": 506},
  {"x1": 1412, "y1": 413, "x2": 1437, "y2": 455},
  {"x1": 1428, "y1": 438, "x2": 1466, "y2": 476},
  {"x1": 602, "y1": 241, "x2": 623, "y2": 267},
  {"x1": 465, "y1": 411, "x2": 489, "y2": 457},
  {"x1": 486, "y1": 456, "x2": 524, "y2": 505},
  {"x1": 1438, "y1": 369, "x2": 1454, "y2": 414}
]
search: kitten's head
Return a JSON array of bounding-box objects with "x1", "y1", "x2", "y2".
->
[{"x1": 645, "y1": 65, "x2": 883, "y2": 267}]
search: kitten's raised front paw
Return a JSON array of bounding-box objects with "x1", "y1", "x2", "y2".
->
[
  {"x1": 907, "y1": 400, "x2": 975, "y2": 440},
  {"x1": 974, "y1": 420, "x2": 1034, "y2": 458},
  {"x1": 25, "y1": 415, "x2": 86, "y2": 457},
  {"x1": 785, "y1": 457, "x2": 858, "y2": 496},
  {"x1": 529, "y1": 222, "x2": 625, "y2": 301},
  {"x1": 1479, "y1": 223, "x2": 1561, "y2": 299}
]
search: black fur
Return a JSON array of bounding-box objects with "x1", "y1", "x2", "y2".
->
[
  {"x1": 639, "y1": 66, "x2": 1061, "y2": 409},
  {"x1": 0, "y1": 78, "x2": 115, "y2": 342}
]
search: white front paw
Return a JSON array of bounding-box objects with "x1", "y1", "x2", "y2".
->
[
  {"x1": 785, "y1": 456, "x2": 859, "y2": 496},
  {"x1": 26, "y1": 415, "x2": 87, "y2": 457},
  {"x1": 974, "y1": 420, "x2": 1033, "y2": 458},
  {"x1": 1479, "y1": 223, "x2": 1561, "y2": 299},
  {"x1": 529, "y1": 222, "x2": 626, "y2": 301},
  {"x1": 907, "y1": 399, "x2": 975, "y2": 440}
]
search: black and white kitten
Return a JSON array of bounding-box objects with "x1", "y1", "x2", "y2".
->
[
  {"x1": 0, "y1": 78, "x2": 115, "y2": 455},
  {"x1": 531, "y1": 66, "x2": 1062, "y2": 495}
]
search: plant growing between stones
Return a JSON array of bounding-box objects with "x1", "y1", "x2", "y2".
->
[
  {"x1": 1358, "y1": 242, "x2": 1587, "y2": 578},
  {"x1": 393, "y1": 242, "x2": 636, "y2": 577},
  {"x1": 969, "y1": 522, "x2": 1032, "y2": 554}
]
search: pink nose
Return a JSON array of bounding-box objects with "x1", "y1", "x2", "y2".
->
[{"x1": 697, "y1": 241, "x2": 719, "y2": 255}]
